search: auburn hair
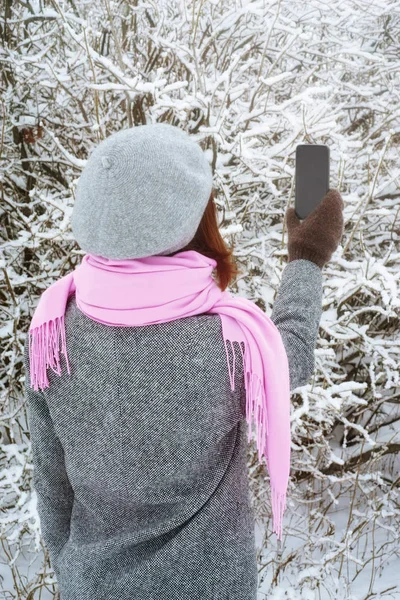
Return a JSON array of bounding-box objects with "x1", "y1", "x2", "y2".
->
[{"x1": 172, "y1": 188, "x2": 242, "y2": 291}]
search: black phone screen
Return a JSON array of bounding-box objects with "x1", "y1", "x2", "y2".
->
[{"x1": 295, "y1": 144, "x2": 330, "y2": 220}]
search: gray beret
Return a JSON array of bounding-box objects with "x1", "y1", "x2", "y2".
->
[{"x1": 71, "y1": 123, "x2": 213, "y2": 259}]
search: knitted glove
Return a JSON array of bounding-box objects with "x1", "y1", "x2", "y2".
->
[{"x1": 285, "y1": 188, "x2": 344, "y2": 269}]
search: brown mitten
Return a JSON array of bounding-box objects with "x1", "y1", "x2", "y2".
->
[{"x1": 285, "y1": 188, "x2": 344, "y2": 268}]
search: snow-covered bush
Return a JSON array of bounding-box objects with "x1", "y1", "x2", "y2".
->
[{"x1": 1, "y1": 0, "x2": 399, "y2": 598}]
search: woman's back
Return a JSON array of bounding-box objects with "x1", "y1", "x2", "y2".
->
[
  {"x1": 24, "y1": 257, "x2": 324, "y2": 599},
  {"x1": 25, "y1": 293, "x2": 258, "y2": 600}
]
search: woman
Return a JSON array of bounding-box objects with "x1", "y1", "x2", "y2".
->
[{"x1": 23, "y1": 123, "x2": 344, "y2": 599}]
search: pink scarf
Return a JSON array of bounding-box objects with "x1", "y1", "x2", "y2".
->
[{"x1": 28, "y1": 250, "x2": 291, "y2": 540}]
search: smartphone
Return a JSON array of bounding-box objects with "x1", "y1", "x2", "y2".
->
[{"x1": 295, "y1": 144, "x2": 330, "y2": 220}]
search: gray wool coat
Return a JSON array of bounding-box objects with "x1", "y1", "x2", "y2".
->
[{"x1": 23, "y1": 258, "x2": 323, "y2": 599}]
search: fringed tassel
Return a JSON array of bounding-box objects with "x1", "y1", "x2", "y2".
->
[
  {"x1": 236, "y1": 341, "x2": 253, "y2": 443},
  {"x1": 28, "y1": 316, "x2": 71, "y2": 392},
  {"x1": 235, "y1": 339, "x2": 286, "y2": 540},
  {"x1": 223, "y1": 338, "x2": 236, "y2": 391},
  {"x1": 271, "y1": 485, "x2": 286, "y2": 541},
  {"x1": 237, "y1": 340, "x2": 269, "y2": 450}
]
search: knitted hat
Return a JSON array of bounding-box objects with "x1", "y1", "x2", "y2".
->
[{"x1": 71, "y1": 123, "x2": 213, "y2": 259}]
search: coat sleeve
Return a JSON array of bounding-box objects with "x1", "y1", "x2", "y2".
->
[
  {"x1": 270, "y1": 258, "x2": 323, "y2": 391},
  {"x1": 23, "y1": 334, "x2": 74, "y2": 574}
]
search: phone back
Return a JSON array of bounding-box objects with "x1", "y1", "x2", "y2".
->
[{"x1": 295, "y1": 144, "x2": 330, "y2": 219}]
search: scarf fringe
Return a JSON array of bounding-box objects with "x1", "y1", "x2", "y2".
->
[
  {"x1": 28, "y1": 316, "x2": 71, "y2": 392},
  {"x1": 224, "y1": 337, "x2": 286, "y2": 541},
  {"x1": 271, "y1": 484, "x2": 286, "y2": 541}
]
